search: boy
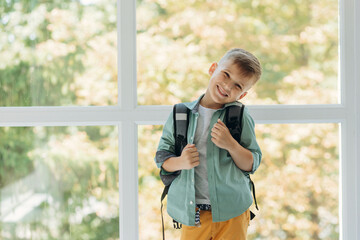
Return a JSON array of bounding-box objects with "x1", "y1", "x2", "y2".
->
[{"x1": 155, "y1": 48, "x2": 262, "y2": 239}]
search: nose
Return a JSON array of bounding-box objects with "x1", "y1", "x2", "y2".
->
[{"x1": 223, "y1": 81, "x2": 232, "y2": 91}]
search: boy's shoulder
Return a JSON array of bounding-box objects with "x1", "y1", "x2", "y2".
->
[
  {"x1": 229, "y1": 101, "x2": 244, "y2": 108},
  {"x1": 180, "y1": 96, "x2": 203, "y2": 111}
]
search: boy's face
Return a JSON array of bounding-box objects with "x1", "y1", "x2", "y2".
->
[{"x1": 203, "y1": 59, "x2": 254, "y2": 108}]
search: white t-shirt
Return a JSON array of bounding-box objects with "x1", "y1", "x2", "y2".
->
[{"x1": 194, "y1": 104, "x2": 217, "y2": 204}]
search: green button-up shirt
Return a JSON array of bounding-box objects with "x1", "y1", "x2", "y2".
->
[{"x1": 155, "y1": 94, "x2": 262, "y2": 226}]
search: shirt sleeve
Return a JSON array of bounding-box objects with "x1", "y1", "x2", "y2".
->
[
  {"x1": 154, "y1": 110, "x2": 181, "y2": 184},
  {"x1": 240, "y1": 106, "x2": 262, "y2": 174}
]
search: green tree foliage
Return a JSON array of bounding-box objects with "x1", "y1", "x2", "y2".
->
[
  {"x1": 0, "y1": 0, "x2": 118, "y2": 239},
  {"x1": 136, "y1": 0, "x2": 338, "y2": 105},
  {"x1": 29, "y1": 126, "x2": 119, "y2": 239},
  {"x1": 0, "y1": 0, "x2": 117, "y2": 107},
  {"x1": 138, "y1": 123, "x2": 339, "y2": 240},
  {"x1": 0, "y1": 127, "x2": 34, "y2": 187},
  {"x1": 250, "y1": 124, "x2": 339, "y2": 239}
]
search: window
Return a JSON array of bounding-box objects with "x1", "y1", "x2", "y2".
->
[
  {"x1": 0, "y1": 126, "x2": 118, "y2": 239},
  {"x1": 136, "y1": 0, "x2": 339, "y2": 105},
  {"x1": 0, "y1": 0, "x2": 117, "y2": 106},
  {"x1": 1, "y1": 0, "x2": 359, "y2": 239},
  {"x1": 138, "y1": 124, "x2": 340, "y2": 239}
]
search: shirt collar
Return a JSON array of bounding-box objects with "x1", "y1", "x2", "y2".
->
[{"x1": 183, "y1": 93, "x2": 241, "y2": 113}]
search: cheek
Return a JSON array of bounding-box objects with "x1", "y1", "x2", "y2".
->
[
  {"x1": 234, "y1": 90, "x2": 243, "y2": 99},
  {"x1": 214, "y1": 74, "x2": 225, "y2": 82},
  {"x1": 210, "y1": 77, "x2": 221, "y2": 88}
]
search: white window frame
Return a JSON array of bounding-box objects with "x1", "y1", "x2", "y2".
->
[{"x1": 0, "y1": 0, "x2": 359, "y2": 239}]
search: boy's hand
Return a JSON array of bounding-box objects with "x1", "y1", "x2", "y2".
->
[
  {"x1": 179, "y1": 144, "x2": 200, "y2": 170},
  {"x1": 211, "y1": 119, "x2": 236, "y2": 150}
]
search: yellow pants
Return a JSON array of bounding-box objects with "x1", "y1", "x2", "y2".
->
[{"x1": 180, "y1": 209, "x2": 250, "y2": 240}]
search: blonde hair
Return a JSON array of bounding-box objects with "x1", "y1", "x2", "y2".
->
[{"x1": 218, "y1": 48, "x2": 262, "y2": 83}]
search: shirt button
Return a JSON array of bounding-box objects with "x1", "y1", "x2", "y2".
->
[{"x1": 190, "y1": 201, "x2": 193, "y2": 205}]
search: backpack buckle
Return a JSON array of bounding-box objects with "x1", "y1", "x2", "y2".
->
[{"x1": 173, "y1": 219, "x2": 182, "y2": 229}]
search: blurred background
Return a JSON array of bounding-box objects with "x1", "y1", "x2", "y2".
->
[
  {"x1": 1, "y1": 0, "x2": 339, "y2": 239},
  {"x1": 139, "y1": 124, "x2": 339, "y2": 240}
]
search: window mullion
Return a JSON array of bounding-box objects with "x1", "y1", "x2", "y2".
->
[
  {"x1": 356, "y1": 0, "x2": 360, "y2": 234},
  {"x1": 118, "y1": 0, "x2": 138, "y2": 239},
  {"x1": 118, "y1": 0, "x2": 137, "y2": 110},
  {"x1": 134, "y1": 105, "x2": 347, "y2": 125},
  {"x1": 119, "y1": 121, "x2": 138, "y2": 240},
  {"x1": 339, "y1": 0, "x2": 358, "y2": 238},
  {"x1": 0, "y1": 105, "x2": 348, "y2": 127}
]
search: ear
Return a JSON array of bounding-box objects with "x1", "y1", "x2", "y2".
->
[
  {"x1": 209, "y1": 62, "x2": 218, "y2": 76},
  {"x1": 238, "y1": 92, "x2": 248, "y2": 100}
]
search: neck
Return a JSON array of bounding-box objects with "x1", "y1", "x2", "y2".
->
[{"x1": 200, "y1": 93, "x2": 223, "y2": 109}]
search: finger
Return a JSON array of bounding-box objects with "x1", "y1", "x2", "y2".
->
[
  {"x1": 213, "y1": 124, "x2": 228, "y2": 134},
  {"x1": 213, "y1": 122, "x2": 225, "y2": 130},
  {"x1": 211, "y1": 131, "x2": 219, "y2": 138},
  {"x1": 211, "y1": 127, "x2": 216, "y2": 132},
  {"x1": 217, "y1": 119, "x2": 226, "y2": 126},
  {"x1": 187, "y1": 146, "x2": 198, "y2": 152},
  {"x1": 211, "y1": 127, "x2": 221, "y2": 135},
  {"x1": 213, "y1": 124, "x2": 223, "y2": 130},
  {"x1": 211, "y1": 133, "x2": 219, "y2": 141},
  {"x1": 184, "y1": 144, "x2": 196, "y2": 150},
  {"x1": 184, "y1": 144, "x2": 196, "y2": 149},
  {"x1": 192, "y1": 157, "x2": 200, "y2": 162},
  {"x1": 191, "y1": 152, "x2": 199, "y2": 157},
  {"x1": 192, "y1": 161, "x2": 200, "y2": 167},
  {"x1": 212, "y1": 124, "x2": 220, "y2": 130}
]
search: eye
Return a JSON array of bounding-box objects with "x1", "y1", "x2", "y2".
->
[
  {"x1": 223, "y1": 71, "x2": 230, "y2": 78},
  {"x1": 236, "y1": 84, "x2": 242, "y2": 89}
]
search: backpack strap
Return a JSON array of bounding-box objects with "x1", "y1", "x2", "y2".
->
[
  {"x1": 225, "y1": 104, "x2": 244, "y2": 144},
  {"x1": 225, "y1": 104, "x2": 259, "y2": 220},
  {"x1": 161, "y1": 103, "x2": 189, "y2": 239},
  {"x1": 161, "y1": 185, "x2": 169, "y2": 240},
  {"x1": 173, "y1": 103, "x2": 190, "y2": 156},
  {"x1": 250, "y1": 179, "x2": 259, "y2": 211}
]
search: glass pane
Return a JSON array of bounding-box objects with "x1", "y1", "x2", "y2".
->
[
  {"x1": 138, "y1": 123, "x2": 339, "y2": 239},
  {"x1": 138, "y1": 125, "x2": 180, "y2": 239},
  {"x1": 0, "y1": 126, "x2": 119, "y2": 239},
  {"x1": 0, "y1": 0, "x2": 117, "y2": 106},
  {"x1": 136, "y1": 0, "x2": 338, "y2": 105}
]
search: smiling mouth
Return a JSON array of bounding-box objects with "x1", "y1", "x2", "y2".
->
[{"x1": 217, "y1": 85, "x2": 228, "y2": 97}]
